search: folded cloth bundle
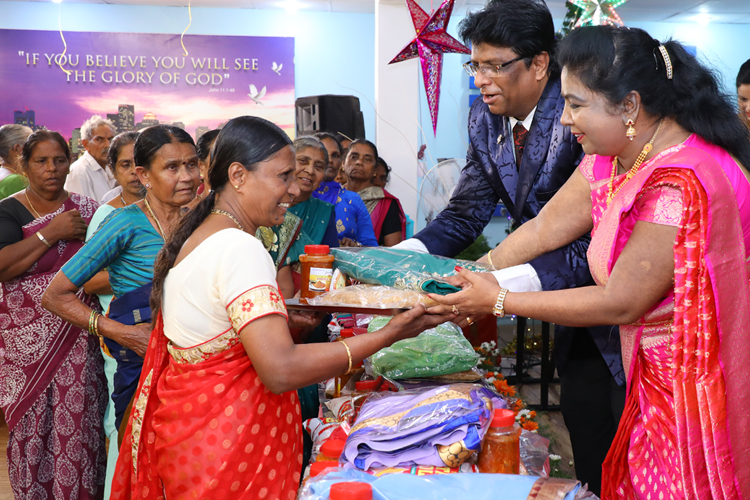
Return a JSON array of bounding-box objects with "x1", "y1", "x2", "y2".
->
[
  {"x1": 341, "y1": 384, "x2": 503, "y2": 470},
  {"x1": 330, "y1": 247, "x2": 490, "y2": 294},
  {"x1": 368, "y1": 317, "x2": 480, "y2": 380}
]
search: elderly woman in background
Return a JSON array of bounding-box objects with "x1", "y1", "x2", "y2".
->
[
  {"x1": 430, "y1": 26, "x2": 750, "y2": 499},
  {"x1": 43, "y1": 125, "x2": 200, "y2": 437},
  {"x1": 312, "y1": 132, "x2": 378, "y2": 247},
  {"x1": 282, "y1": 136, "x2": 340, "y2": 293},
  {"x1": 0, "y1": 130, "x2": 107, "y2": 499},
  {"x1": 737, "y1": 59, "x2": 750, "y2": 131},
  {"x1": 343, "y1": 139, "x2": 406, "y2": 246},
  {"x1": 77, "y1": 130, "x2": 142, "y2": 500},
  {"x1": 0, "y1": 124, "x2": 32, "y2": 200},
  {"x1": 372, "y1": 156, "x2": 391, "y2": 189},
  {"x1": 108, "y1": 116, "x2": 452, "y2": 500}
]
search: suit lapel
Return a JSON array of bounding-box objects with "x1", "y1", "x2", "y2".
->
[
  {"x1": 486, "y1": 112, "x2": 518, "y2": 213},
  {"x1": 513, "y1": 78, "x2": 560, "y2": 222}
]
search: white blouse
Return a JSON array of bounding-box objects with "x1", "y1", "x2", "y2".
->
[{"x1": 162, "y1": 228, "x2": 286, "y2": 348}]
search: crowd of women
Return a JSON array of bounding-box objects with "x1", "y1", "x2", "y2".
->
[
  {"x1": 0, "y1": 121, "x2": 413, "y2": 499},
  {"x1": 0, "y1": 23, "x2": 749, "y2": 500}
]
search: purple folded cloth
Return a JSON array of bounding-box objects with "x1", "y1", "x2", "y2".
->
[{"x1": 342, "y1": 383, "x2": 505, "y2": 470}]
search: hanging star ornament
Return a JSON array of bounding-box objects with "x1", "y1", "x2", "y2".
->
[
  {"x1": 568, "y1": 0, "x2": 627, "y2": 28},
  {"x1": 389, "y1": 0, "x2": 470, "y2": 135}
]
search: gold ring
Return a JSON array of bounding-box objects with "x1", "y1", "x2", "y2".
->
[
  {"x1": 452, "y1": 305, "x2": 459, "y2": 315},
  {"x1": 466, "y1": 317, "x2": 473, "y2": 326}
]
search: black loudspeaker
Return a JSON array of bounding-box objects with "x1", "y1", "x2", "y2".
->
[{"x1": 295, "y1": 95, "x2": 365, "y2": 139}]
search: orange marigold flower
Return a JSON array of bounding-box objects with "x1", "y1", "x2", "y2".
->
[
  {"x1": 528, "y1": 411, "x2": 537, "y2": 420},
  {"x1": 511, "y1": 399, "x2": 524, "y2": 412},
  {"x1": 522, "y1": 420, "x2": 539, "y2": 432},
  {"x1": 493, "y1": 378, "x2": 516, "y2": 397}
]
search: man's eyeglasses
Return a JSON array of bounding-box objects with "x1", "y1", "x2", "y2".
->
[{"x1": 463, "y1": 55, "x2": 525, "y2": 78}]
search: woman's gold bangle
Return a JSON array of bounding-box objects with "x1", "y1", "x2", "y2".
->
[
  {"x1": 88, "y1": 310, "x2": 102, "y2": 337},
  {"x1": 36, "y1": 231, "x2": 52, "y2": 248},
  {"x1": 486, "y1": 250, "x2": 495, "y2": 268},
  {"x1": 340, "y1": 340, "x2": 353, "y2": 374}
]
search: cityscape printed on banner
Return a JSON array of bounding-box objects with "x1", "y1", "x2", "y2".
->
[{"x1": 13, "y1": 105, "x2": 219, "y2": 160}]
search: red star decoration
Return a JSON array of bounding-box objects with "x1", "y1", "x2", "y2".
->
[{"x1": 389, "y1": 0, "x2": 470, "y2": 135}]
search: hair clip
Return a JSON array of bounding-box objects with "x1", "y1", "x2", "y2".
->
[{"x1": 658, "y1": 45, "x2": 673, "y2": 80}]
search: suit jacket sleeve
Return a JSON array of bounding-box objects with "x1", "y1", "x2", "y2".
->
[{"x1": 413, "y1": 142, "x2": 499, "y2": 257}]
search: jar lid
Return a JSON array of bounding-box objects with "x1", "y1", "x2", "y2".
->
[
  {"x1": 304, "y1": 244, "x2": 330, "y2": 255},
  {"x1": 355, "y1": 379, "x2": 379, "y2": 391},
  {"x1": 320, "y1": 439, "x2": 346, "y2": 459},
  {"x1": 330, "y1": 482, "x2": 373, "y2": 500},
  {"x1": 309, "y1": 460, "x2": 338, "y2": 478},
  {"x1": 490, "y1": 408, "x2": 516, "y2": 428}
]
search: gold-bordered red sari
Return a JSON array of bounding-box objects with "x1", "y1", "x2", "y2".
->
[{"x1": 110, "y1": 286, "x2": 303, "y2": 500}]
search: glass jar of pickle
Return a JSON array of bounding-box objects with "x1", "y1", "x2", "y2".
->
[
  {"x1": 476, "y1": 408, "x2": 521, "y2": 474},
  {"x1": 299, "y1": 245, "x2": 335, "y2": 303}
]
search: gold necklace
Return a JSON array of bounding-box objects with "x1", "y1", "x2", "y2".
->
[
  {"x1": 607, "y1": 119, "x2": 664, "y2": 206},
  {"x1": 211, "y1": 209, "x2": 245, "y2": 231},
  {"x1": 143, "y1": 197, "x2": 166, "y2": 239},
  {"x1": 24, "y1": 189, "x2": 42, "y2": 219}
]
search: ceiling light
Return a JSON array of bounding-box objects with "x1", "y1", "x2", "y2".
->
[
  {"x1": 695, "y1": 13, "x2": 711, "y2": 25},
  {"x1": 52, "y1": 0, "x2": 62, "y2": 3},
  {"x1": 280, "y1": 0, "x2": 303, "y2": 13}
]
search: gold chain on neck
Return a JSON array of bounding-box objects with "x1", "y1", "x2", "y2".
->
[
  {"x1": 607, "y1": 119, "x2": 665, "y2": 206},
  {"x1": 24, "y1": 189, "x2": 42, "y2": 219},
  {"x1": 210, "y1": 209, "x2": 245, "y2": 231},
  {"x1": 143, "y1": 197, "x2": 166, "y2": 239}
]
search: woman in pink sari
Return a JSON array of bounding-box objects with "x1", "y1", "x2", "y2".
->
[
  {"x1": 0, "y1": 130, "x2": 107, "y2": 499},
  {"x1": 430, "y1": 26, "x2": 750, "y2": 500}
]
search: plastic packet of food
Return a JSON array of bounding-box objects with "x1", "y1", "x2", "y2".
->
[
  {"x1": 304, "y1": 417, "x2": 350, "y2": 462},
  {"x1": 307, "y1": 285, "x2": 438, "y2": 309}
]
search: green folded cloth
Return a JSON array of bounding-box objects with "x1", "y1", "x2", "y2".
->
[
  {"x1": 368, "y1": 317, "x2": 480, "y2": 380},
  {"x1": 331, "y1": 247, "x2": 489, "y2": 295}
]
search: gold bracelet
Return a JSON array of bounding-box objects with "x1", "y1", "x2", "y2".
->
[
  {"x1": 94, "y1": 312, "x2": 101, "y2": 338},
  {"x1": 486, "y1": 250, "x2": 495, "y2": 268},
  {"x1": 89, "y1": 311, "x2": 102, "y2": 337},
  {"x1": 36, "y1": 231, "x2": 52, "y2": 248},
  {"x1": 340, "y1": 340, "x2": 353, "y2": 374},
  {"x1": 492, "y1": 287, "x2": 509, "y2": 317}
]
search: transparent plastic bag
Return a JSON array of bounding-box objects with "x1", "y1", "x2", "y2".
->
[
  {"x1": 307, "y1": 284, "x2": 438, "y2": 309},
  {"x1": 342, "y1": 384, "x2": 501, "y2": 470},
  {"x1": 330, "y1": 247, "x2": 491, "y2": 294},
  {"x1": 519, "y1": 430, "x2": 551, "y2": 477},
  {"x1": 298, "y1": 468, "x2": 588, "y2": 500},
  {"x1": 367, "y1": 318, "x2": 480, "y2": 380}
]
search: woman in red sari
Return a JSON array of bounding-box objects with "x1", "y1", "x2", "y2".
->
[
  {"x1": 0, "y1": 130, "x2": 107, "y2": 499},
  {"x1": 430, "y1": 27, "x2": 750, "y2": 500},
  {"x1": 109, "y1": 116, "x2": 454, "y2": 500}
]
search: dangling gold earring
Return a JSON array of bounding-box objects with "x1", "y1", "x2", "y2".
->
[{"x1": 626, "y1": 119, "x2": 636, "y2": 141}]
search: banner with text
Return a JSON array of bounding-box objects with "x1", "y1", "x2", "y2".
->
[{"x1": 0, "y1": 29, "x2": 295, "y2": 153}]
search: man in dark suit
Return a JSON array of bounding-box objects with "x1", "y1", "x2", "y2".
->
[{"x1": 396, "y1": 0, "x2": 624, "y2": 494}]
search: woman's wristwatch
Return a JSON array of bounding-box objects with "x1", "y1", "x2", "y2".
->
[{"x1": 492, "y1": 287, "x2": 509, "y2": 317}]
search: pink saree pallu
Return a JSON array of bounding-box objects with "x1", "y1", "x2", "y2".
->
[
  {"x1": 578, "y1": 142, "x2": 750, "y2": 500},
  {"x1": 111, "y1": 315, "x2": 303, "y2": 500},
  {"x1": 0, "y1": 194, "x2": 107, "y2": 499}
]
